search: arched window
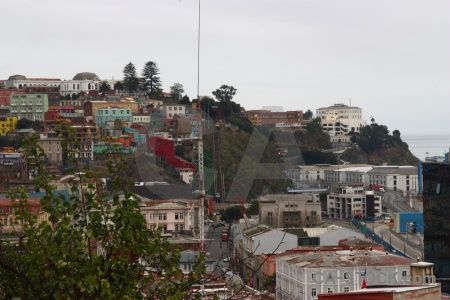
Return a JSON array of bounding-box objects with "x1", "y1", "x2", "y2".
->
[{"x1": 88, "y1": 83, "x2": 91, "y2": 90}]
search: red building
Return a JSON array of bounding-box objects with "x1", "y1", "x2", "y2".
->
[
  {"x1": 0, "y1": 89, "x2": 24, "y2": 106},
  {"x1": 147, "y1": 137, "x2": 196, "y2": 172}
]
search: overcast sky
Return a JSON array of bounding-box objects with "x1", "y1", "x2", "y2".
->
[{"x1": 1, "y1": 0, "x2": 449, "y2": 136}]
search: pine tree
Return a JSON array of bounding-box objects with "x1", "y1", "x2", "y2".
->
[
  {"x1": 123, "y1": 62, "x2": 139, "y2": 94},
  {"x1": 142, "y1": 61, "x2": 162, "y2": 96}
]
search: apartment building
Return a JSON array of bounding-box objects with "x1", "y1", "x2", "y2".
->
[
  {"x1": 9, "y1": 94, "x2": 49, "y2": 121},
  {"x1": 316, "y1": 104, "x2": 366, "y2": 142},
  {"x1": 84, "y1": 100, "x2": 138, "y2": 122},
  {"x1": 327, "y1": 186, "x2": 382, "y2": 220},
  {"x1": 95, "y1": 107, "x2": 133, "y2": 128}
]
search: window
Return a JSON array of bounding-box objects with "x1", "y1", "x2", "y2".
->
[
  {"x1": 343, "y1": 272, "x2": 349, "y2": 279},
  {"x1": 327, "y1": 288, "x2": 333, "y2": 293},
  {"x1": 311, "y1": 273, "x2": 316, "y2": 281},
  {"x1": 344, "y1": 287, "x2": 349, "y2": 292},
  {"x1": 311, "y1": 288, "x2": 317, "y2": 297},
  {"x1": 402, "y1": 271, "x2": 407, "y2": 277},
  {"x1": 175, "y1": 213, "x2": 183, "y2": 220}
]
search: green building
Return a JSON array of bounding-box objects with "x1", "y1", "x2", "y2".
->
[{"x1": 9, "y1": 94, "x2": 49, "y2": 121}]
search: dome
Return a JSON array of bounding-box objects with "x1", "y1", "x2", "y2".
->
[
  {"x1": 8, "y1": 75, "x2": 27, "y2": 80},
  {"x1": 72, "y1": 72, "x2": 100, "y2": 81}
]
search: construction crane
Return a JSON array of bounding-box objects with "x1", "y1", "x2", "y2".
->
[{"x1": 236, "y1": 196, "x2": 250, "y2": 228}]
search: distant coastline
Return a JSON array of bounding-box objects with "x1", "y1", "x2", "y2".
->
[{"x1": 402, "y1": 134, "x2": 450, "y2": 161}]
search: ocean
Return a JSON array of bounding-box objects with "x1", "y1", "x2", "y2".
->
[{"x1": 402, "y1": 134, "x2": 450, "y2": 161}]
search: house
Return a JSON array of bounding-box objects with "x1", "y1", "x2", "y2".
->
[
  {"x1": 162, "y1": 104, "x2": 186, "y2": 119},
  {"x1": 37, "y1": 131, "x2": 64, "y2": 167},
  {"x1": 0, "y1": 116, "x2": 18, "y2": 138},
  {"x1": 238, "y1": 224, "x2": 298, "y2": 288},
  {"x1": 6, "y1": 128, "x2": 38, "y2": 140},
  {"x1": 140, "y1": 200, "x2": 193, "y2": 234},
  {"x1": 179, "y1": 250, "x2": 216, "y2": 274},
  {"x1": 0, "y1": 198, "x2": 42, "y2": 230}
]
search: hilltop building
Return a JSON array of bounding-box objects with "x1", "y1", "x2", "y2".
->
[{"x1": 316, "y1": 103, "x2": 366, "y2": 143}]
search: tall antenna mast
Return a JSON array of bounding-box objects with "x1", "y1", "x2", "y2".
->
[{"x1": 196, "y1": 0, "x2": 205, "y2": 252}]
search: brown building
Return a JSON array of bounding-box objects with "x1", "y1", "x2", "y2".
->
[
  {"x1": 70, "y1": 125, "x2": 101, "y2": 160},
  {"x1": 83, "y1": 100, "x2": 139, "y2": 122},
  {"x1": 23, "y1": 86, "x2": 60, "y2": 106},
  {"x1": 241, "y1": 110, "x2": 303, "y2": 126},
  {"x1": 259, "y1": 194, "x2": 321, "y2": 228}
]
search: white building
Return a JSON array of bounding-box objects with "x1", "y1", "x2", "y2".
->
[
  {"x1": 327, "y1": 186, "x2": 382, "y2": 220},
  {"x1": 162, "y1": 104, "x2": 186, "y2": 119},
  {"x1": 276, "y1": 250, "x2": 415, "y2": 300},
  {"x1": 316, "y1": 104, "x2": 367, "y2": 142},
  {"x1": 140, "y1": 200, "x2": 193, "y2": 233},
  {"x1": 324, "y1": 166, "x2": 373, "y2": 185},
  {"x1": 5, "y1": 72, "x2": 114, "y2": 96},
  {"x1": 366, "y1": 166, "x2": 418, "y2": 196}
]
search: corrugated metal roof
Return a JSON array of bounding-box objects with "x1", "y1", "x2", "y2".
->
[{"x1": 279, "y1": 249, "x2": 414, "y2": 268}]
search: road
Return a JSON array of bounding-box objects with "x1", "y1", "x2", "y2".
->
[{"x1": 204, "y1": 224, "x2": 233, "y2": 277}]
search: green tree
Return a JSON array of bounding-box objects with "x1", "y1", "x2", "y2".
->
[
  {"x1": 220, "y1": 206, "x2": 243, "y2": 224},
  {"x1": 99, "y1": 80, "x2": 111, "y2": 96},
  {"x1": 179, "y1": 95, "x2": 191, "y2": 105},
  {"x1": 142, "y1": 61, "x2": 161, "y2": 95},
  {"x1": 122, "y1": 62, "x2": 139, "y2": 94},
  {"x1": 113, "y1": 81, "x2": 124, "y2": 91},
  {"x1": 16, "y1": 118, "x2": 32, "y2": 129},
  {"x1": 170, "y1": 83, "x2": 184, "y2": 103},
  {"x1": 0, "y1": 132, "x2": 206, "y2": 299},
  {"x1": 212, "y1": 85, "x2": 237, "y2": 103},
  {"x1": 149, "y1": 87, "x2": 164, "y2": 100},
  {"x1": 303, "y1": 109, "x2": 313, "y2": 120},
  {"x1": 246, "y1": 200, "x2": 259, "y2": 216}
]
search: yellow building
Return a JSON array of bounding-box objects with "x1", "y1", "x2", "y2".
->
[{"x1": 0, "y1": 116, "x2": 18, "y2": 137}]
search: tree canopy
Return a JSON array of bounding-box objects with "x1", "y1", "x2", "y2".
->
[
  {"x1": 99, "y1": 80, "x2": 111, "y2": 96},
  {"x1": 170, "y1": 83, "x2": 184, "y2": 103},
  {"x1": 142, "y1": 61, "x2": 162, "y2": 96},
  {"x1": 122, "y1": 62, "x2": 139, "y2": 94},
  {"x1": 220, "y1": 206, "x2": 243, "y2": 224},
  {"x1": 212, "y1": 85, "x2": 237, "y2": 103},
  {"x1": 0, "y1": 131, "x2": 206, "y2": 299}
]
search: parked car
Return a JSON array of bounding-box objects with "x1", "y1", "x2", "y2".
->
[{"x1": 223, "y1": 257, "x2": 230, "y2": 262}]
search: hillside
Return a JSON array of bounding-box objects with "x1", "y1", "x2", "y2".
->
[{"x1": 201, "y1": 121, "x2": 419, "y2": 201}]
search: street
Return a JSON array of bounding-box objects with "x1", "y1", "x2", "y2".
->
[{"x1": 203, "y1": 223, "x2": 233, "y2": 277}]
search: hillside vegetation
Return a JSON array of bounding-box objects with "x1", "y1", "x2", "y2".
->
[{"x1": 202, "y1": 120, "x2": 418, "y2": 201}]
